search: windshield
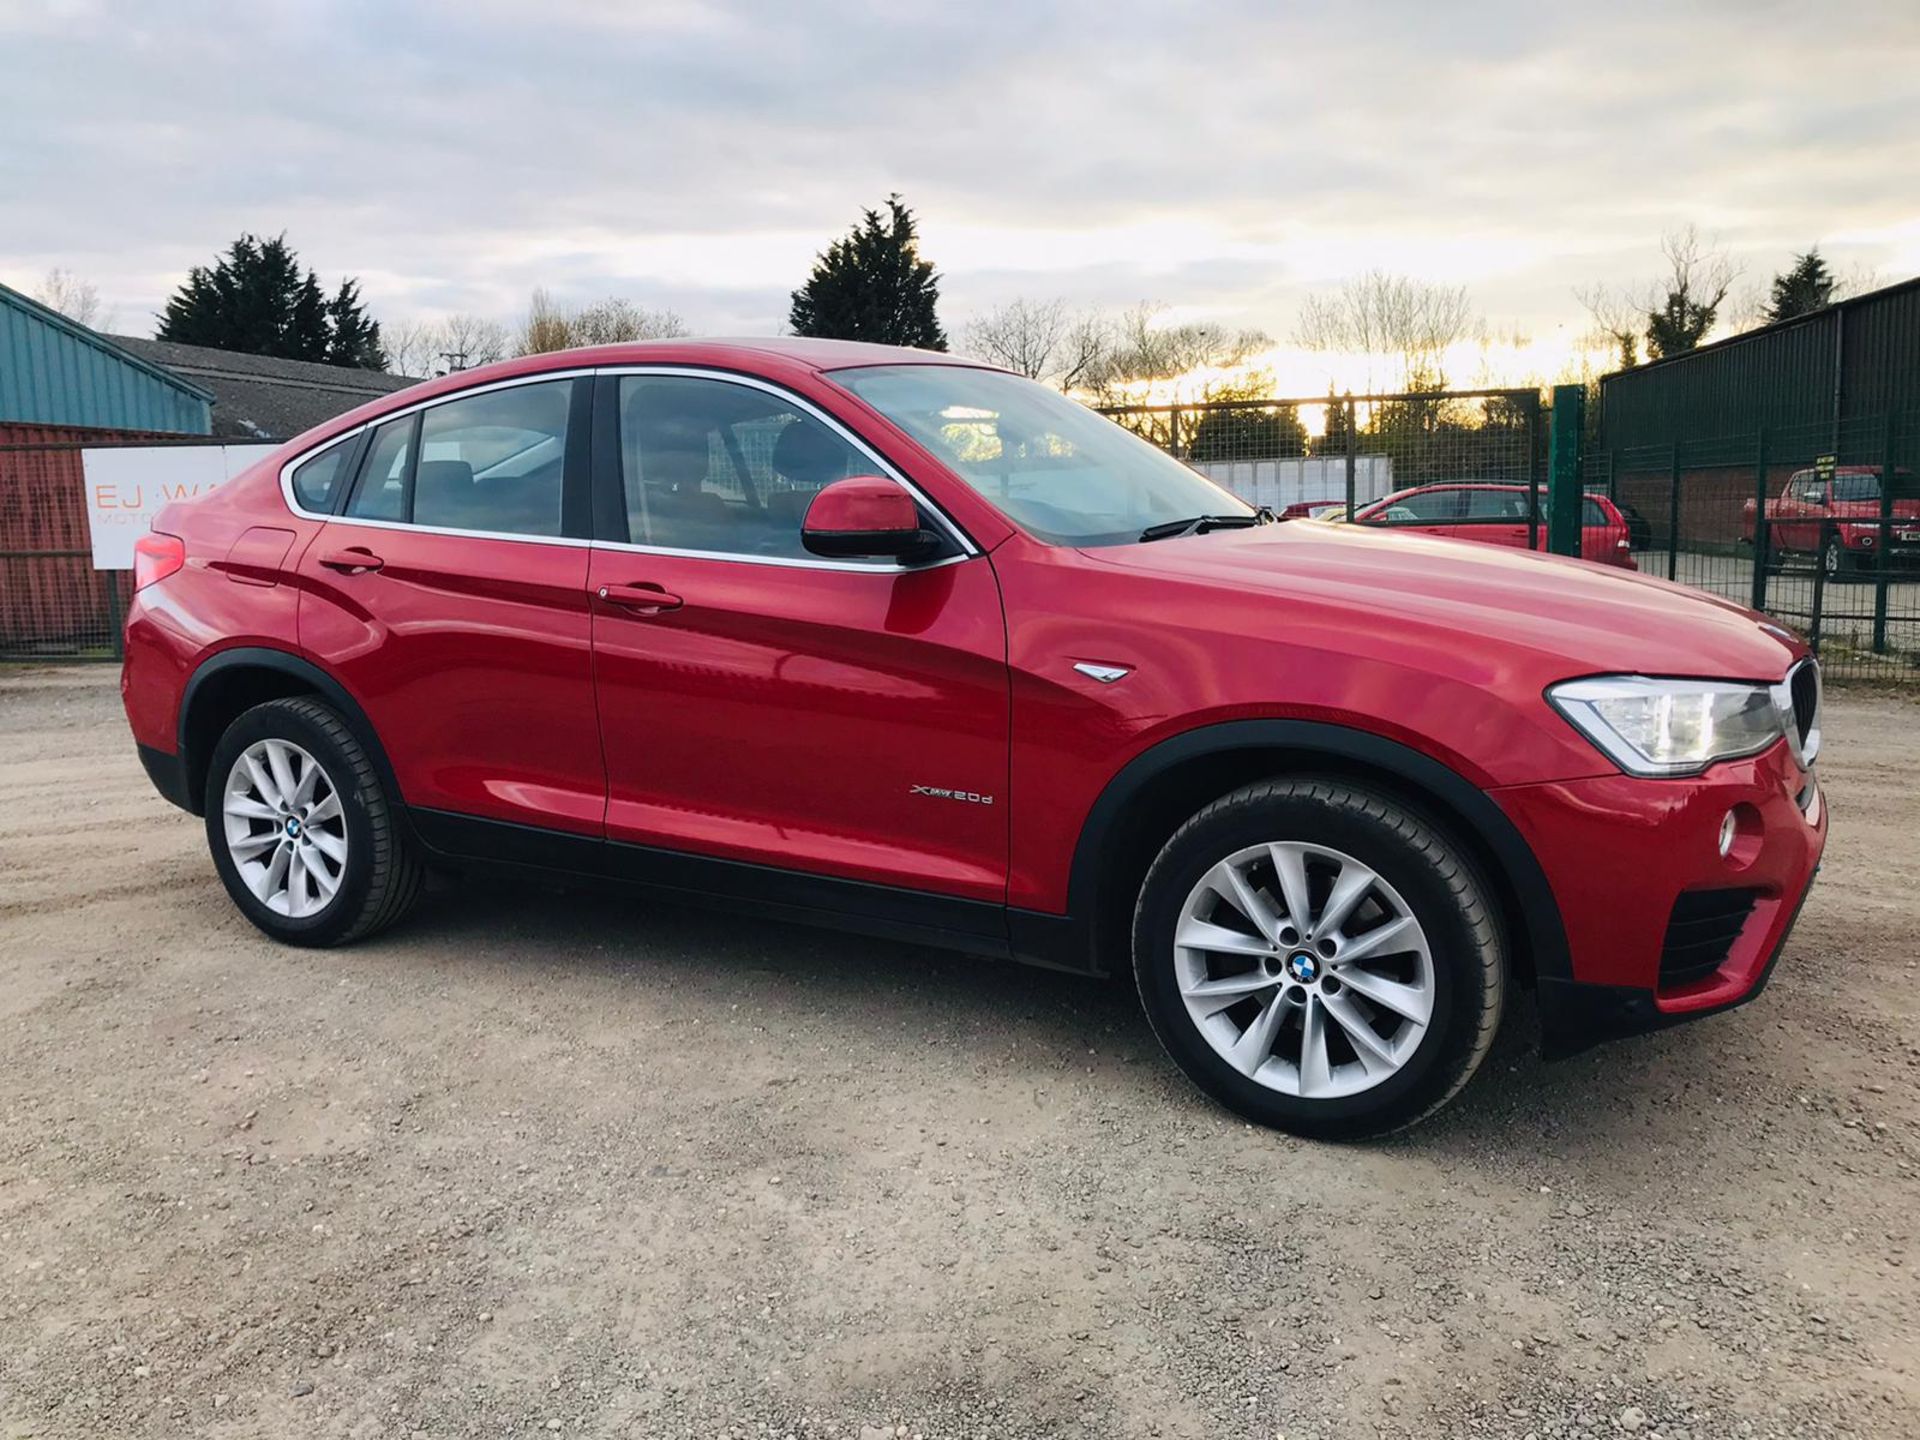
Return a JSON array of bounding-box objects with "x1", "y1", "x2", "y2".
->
[{"x1": 831, "y1": 364, "x2": 1254, "y2": 545}]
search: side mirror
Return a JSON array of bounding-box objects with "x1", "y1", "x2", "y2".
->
[{"x1": 801, "y1": 476, "x2": 938, "y2": 561}]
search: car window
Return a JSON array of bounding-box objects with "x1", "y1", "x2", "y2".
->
[
  {"x1": 1581, "y1": 496, "x2": 1610, "y2": 526},
  {"x1": 1830, "y1": 473, "x2": 1879, "y2": 503},
  {"x1": 1379, "y1": 488, "x2": 1466, "y2": 522},
  {"x1": 1789, "y1": 475, "x2": 1823, "y2": 503},
  {"x1": 346, "y1": 416, "x2": 416, "y2": 523},
  {"x1": 832, "y1": 364, "x2": 1251, "y2": 546},
  {"x1": 413, "y1": 381, "x2": 571, "y2": 537},
  {"x1": 617, "y1": 375, "x2": 877, "y2": 562},
  {"x1": 1461, "y1": 489, "x2": 1527, "y2": 520},
  {"x1": 290, "y1": 438, "x2": 353, "y2": 512}
]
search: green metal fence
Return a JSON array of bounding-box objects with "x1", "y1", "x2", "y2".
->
[{"x1": 1585, "y1": 408, "x2": 1920, "y2": 682}]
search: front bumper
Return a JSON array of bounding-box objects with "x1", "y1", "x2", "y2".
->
[{"x1": 1491, "y1": 739, "x2": 1826, "y2": 1059}]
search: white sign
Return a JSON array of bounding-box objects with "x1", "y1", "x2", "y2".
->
[
  {"x1": 80, "y1": 444, "x2": 278, "y2": 570},
  {"x1": 1193, "y1": 454, "x2": 1395, "y2": 512}
]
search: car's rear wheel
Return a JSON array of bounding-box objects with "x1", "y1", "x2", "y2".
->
[
  {"x1": 1132, "y1": 778, "x2": 1504, "y2": 1140},
  {"x1": 204, "y1": 697, "x2": 421, "y2": 946}
]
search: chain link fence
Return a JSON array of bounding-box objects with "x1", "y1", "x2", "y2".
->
[
  {"x1": 1099, "y1": 387, "x2": 1545, "y2": 529},
  {"x1": 1587, "y1": 408, "x2": 1919, "y2": 682}
]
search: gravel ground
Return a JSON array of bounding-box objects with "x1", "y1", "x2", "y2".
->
[{"x1": 1, "y1": 666, "x2": 1914, "y2": 1440}]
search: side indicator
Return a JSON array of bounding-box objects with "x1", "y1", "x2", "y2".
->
[{"x1": 1073, "y1": 662, "x2": 1131, "y2": 684}]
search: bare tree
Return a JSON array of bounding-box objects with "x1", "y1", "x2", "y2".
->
[
  {"x1": 1575, "y1": 282, "x2": 1649, "y2": 369},
  {"x1": 1644, "y1": 225, "x2": 1737, "y2": 359},
  {"x1": 384, "y1": 314, "x2": 513, "y2": 376},
  {"x1": 1295, "y1": 270, "x2": 1479, "y2": 390},
  {"x1": 518, "y1": 290, "x2": 689, "y2": 355},
  {"x1": 1080, "y1": 302, "x2": 1268, "y2": 402},
  {"x1": 33, "y1": 267, "x2": 106, "y2": 329},
  {"x1": 963, "y1": 297, "x2": 1071, "y2": 380},
  {"x1": 1578, "y1": 226, "x2": 1740, "y2": 365}
]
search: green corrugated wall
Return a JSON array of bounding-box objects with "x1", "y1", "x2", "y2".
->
[{"x1": 0, "y1": 282, "x2": 211, "y2": 434}]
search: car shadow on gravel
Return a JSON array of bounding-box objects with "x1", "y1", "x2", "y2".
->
[{"x1": 391, "y1": 872, "x2": 1720, "y2": 1164}]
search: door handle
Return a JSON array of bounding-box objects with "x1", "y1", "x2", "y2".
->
[
  {"x1": 598, "y1": 581, "x2": 683, "y2": 615},
  {"x1": 317, "y1": 547, "x2": 384, "y2": 575}
]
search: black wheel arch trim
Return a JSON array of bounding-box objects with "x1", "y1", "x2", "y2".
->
[
  {"x1": 1064, "y1": 717, "x2": 1573, "y2": 984},
  {"x1": 175, "y1": 646, "x2": 403, "y2": 817}
]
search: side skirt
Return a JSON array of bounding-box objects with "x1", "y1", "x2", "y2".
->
[{"x1": 407, "y1": 807, "x2": 1095, "y2": 973}]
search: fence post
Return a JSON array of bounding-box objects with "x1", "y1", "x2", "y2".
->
[
  {"x1": 1168, "y1": 406, "x2": 1183, "y2": 462},
  {"x1": 1808, "y1": 517, "x2": 1828, "y2": 656},
  {"x1": 1545, "y1": 384, "x2": 1584, "y2": 557},
  {"x1": 1343, "y1": 398, "x2": 1357, "y2": 521},
  {"x1": 1750, "y1": 428, "x2": 1770, "y2": 612},
  {"x1": 1667, "y1": 443, "x2": 1682, "y2": 581},
  {"x1": 1873, "y1": 410, "x2": 1895, "y2": 654}
]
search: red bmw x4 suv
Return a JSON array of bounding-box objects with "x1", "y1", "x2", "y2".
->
[{"x1": 123, "y1": 340, "x2": 1826, "y2": 1138}]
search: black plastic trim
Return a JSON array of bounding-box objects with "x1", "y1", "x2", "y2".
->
[
  {"x1": 1064, "y1": 718, "x2": 1574, "y2": 982},
  {"x1": 173, "y1": 646, "x2": 404, "y2": 817},
  {"x1": 409, "y1": 807, "x2": 1016, "y2": 960},
  {"x1": 137, "y1": 742, "x2": 193, "y2": 812},
  {"x1": 1537, "y1": 867, "x2": 1816, "y2": 1059}
]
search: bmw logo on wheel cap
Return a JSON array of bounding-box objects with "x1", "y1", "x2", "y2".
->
[{"x1": 1287, "y1": 951, "x2": 1319, "y2": 983}]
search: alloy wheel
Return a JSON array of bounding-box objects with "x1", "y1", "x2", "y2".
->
[
  {"x1": 221, "y1": 739, "x2": 348, "y2": 918},
  {"x1": 1174, "y1": 841, "x2": 1435, "y2": 1099}
]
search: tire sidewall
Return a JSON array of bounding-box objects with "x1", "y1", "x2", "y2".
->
[
  {"x1": 1134, "y1": 789, "x2": 1495, "y2": 1138},
  {"x1": 203, "y1": 702, "x2": 379, "y2": 944}
]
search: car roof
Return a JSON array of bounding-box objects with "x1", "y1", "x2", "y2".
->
[{"x1": 278, "y1": 338, "x2": 1007, "y2": 458}]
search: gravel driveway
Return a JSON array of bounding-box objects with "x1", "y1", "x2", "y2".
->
[{"x1": 2, "y1": 667, "x2": 1914, "y2": 1440}]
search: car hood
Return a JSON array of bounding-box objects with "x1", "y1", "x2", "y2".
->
[{"x1": 1080, "y1": 520, "x2": 1802, "y2": 681}]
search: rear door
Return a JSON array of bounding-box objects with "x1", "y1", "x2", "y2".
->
[
  {"x1": 295, "y1": 375, "x2": 605, "y2": 834},
  {"x1": 586, "y1": 369, "x2": 1010, "y2": 910},
  {"x1": 1456, "y1": 487, "x2": 1531, "y2": 551}
]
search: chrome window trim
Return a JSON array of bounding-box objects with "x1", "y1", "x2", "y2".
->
[{"x1": 275, "y1": 363, "x2": 979, "y2": 573}]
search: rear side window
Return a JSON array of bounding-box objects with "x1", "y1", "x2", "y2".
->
[
  {"x1": 290, "y1": 440, "x2": 352, "y2": 512},
  {"x1": 341, "y1": 381, "x2": 574, "y2": 536},
  {"x1": 415, "y1": 381, "x2": 572, "y2": 537},
  {"x1": 1461, "y1": 489, "x2": 1527, "y2": 520},
  {"x1": 1582, "y1": 497, "x2": 1610, "y2": 526}
]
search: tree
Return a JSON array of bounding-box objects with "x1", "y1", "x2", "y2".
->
[
  {"x1": 1295, "y1": 271, "x2": 1480, "y2": 391},
  {"x1": 1183, "y1": 385, "x2": 1306, "y2": 463},
  {"x1": 33, "y1": 268, "x2": 105, "y2": 328},
  {"x1": 325, "y1": 278, "x2": 386, "y2": 369},
  {"x1": 157, "y1": 234, "x2": 390, "y2": 369},
  {"x1": 1644, "y1": 226, "x2": 1736, "y2": 359},
  {"x1": 1764, "y1": 249, "x2": 1837, "y2": 323},
  {"x1": 1077, "y1": 302, "x2": 1268, "y2": 404},
  {"x1": 1575, "y1": 283, "x2": 1643, "y2": 369},
  {"x1": 789, "y1": 194, "x2": 946, "y2": 349},
  {"x1": 514, "y1": 289, "x2": 688, "y2": 355},
  {"x1": 964, "y1": 297, "x2": 1070, "y2": 380}
]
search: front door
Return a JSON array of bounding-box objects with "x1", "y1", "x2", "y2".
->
[
  {"x1": 296, "y1": 376, "x2": 604, "y2": 834},
  {"x1": 586, "y1": 371, "x2": 1010, "y2": 907}
]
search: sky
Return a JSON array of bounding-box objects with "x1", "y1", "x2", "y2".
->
[{"x1": 3, "y1": 0, "x2": 1918, "y2": 391}]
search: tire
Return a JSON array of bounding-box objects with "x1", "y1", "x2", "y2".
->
[
  {"x1": 1821, "y1": 534, "x2": 1857, "y2": 582},
  {"x1": 1132, "y1": 778, "x2": 1504, "y2": 1141},
  {"x1": 203, "y1": 697, "x2": 422, "y2": 947}
]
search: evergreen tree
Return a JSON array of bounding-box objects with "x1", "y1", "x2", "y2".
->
[
  {"x1": 1764, "y1": 249, "x2": 1836, "y2": 323},
  {"x1": 789, "y1": 194, "x2": 946, "y2": 349},
  {"x1": 325, "y1": 278, "x2": 387, "y2": 369},
  {"x1": 158, "y1": 233, "x2": 388, "y2": 369}
]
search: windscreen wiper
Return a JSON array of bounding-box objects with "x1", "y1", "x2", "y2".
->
[{"x1": 1138, "y1": 509, "x2": 1279, "y2": 543}]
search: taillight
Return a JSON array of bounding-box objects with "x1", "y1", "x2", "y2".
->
[{"x1": 133, "y1": 532, "x2": 186, "y2": 591}]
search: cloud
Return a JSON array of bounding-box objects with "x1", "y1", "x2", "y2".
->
[{"x1": 2, "y1": 0, "x2": 1915, "y2": 348}]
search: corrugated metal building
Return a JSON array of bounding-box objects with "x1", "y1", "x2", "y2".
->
[
  {"x1": 0, "y1": 280, "x2": 213, "y2": 434},
  {"x1": 1598, "y1": 274, "x2": 1920, "y2": 452},
  {"x1": 1, "y1": 279, "x2": 215, "y2": 657}
]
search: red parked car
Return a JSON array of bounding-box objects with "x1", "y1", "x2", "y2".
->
[
  {"x1": 1741, "y1": 466, "x2": 1920, "y2": 577},
  {"x1": 1348, "y1": 481, "x2": 1638, "y2": 568},
  {"x1": 123, "y1": 340, "x2": 1825, "y2": 1138}
]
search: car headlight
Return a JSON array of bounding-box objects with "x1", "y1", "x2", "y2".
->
[{"x1": 1547, "y1": 676, "x2": 1787, "y2": 777}]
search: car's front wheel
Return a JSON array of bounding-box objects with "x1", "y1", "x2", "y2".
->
[
  {"x1": 204, "y1": 697, "x2": 422, "y2": 947},
  {"x1": 1132, "y1": 778, "x2": 1504, "y2": 1140}
]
